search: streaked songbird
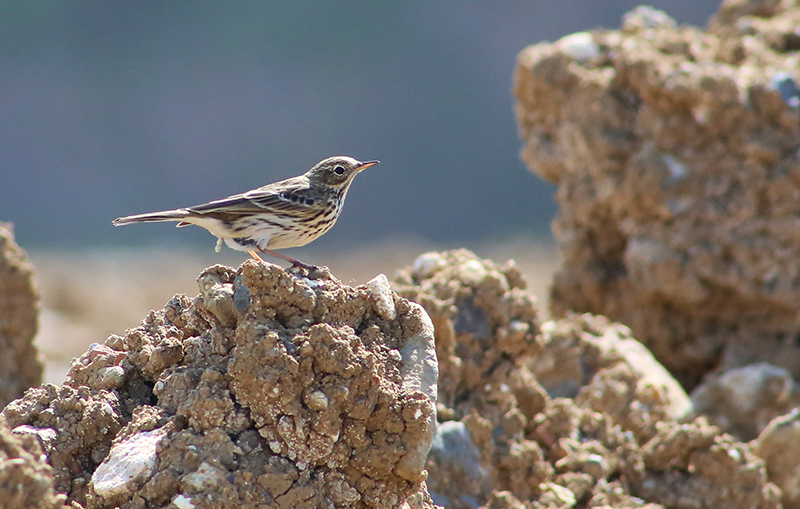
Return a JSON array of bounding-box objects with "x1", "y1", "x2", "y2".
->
[{"x1": 113, "y1": 156, "x2": 379, "y2": 269}]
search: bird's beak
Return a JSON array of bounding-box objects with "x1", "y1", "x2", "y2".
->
[{"x1": 357, "y1": 160, "x2": 380, "y2": 170}]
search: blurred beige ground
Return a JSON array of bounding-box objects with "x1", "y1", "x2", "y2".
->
[{"x1": 31, "y1": 237, "x2": 559, "y2": 385}]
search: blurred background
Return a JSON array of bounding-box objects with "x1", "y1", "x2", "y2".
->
[{"x1": 0, "y1": 1, "x2": 720, "y2": 381}]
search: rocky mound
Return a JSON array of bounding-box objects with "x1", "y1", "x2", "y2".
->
[
  {"x1": 2, "y1": 261, "x2": 438, "y2": 509},
  {"x1": 395, "y1": 249, "x2": 784, "y2": 509},
  {"x1": 4, "y1": 248, "x2": 799, "y2": 508},
  {"x1": 514, "y1": 0, "x2": 800, "y2": 391},
  {"x1": 0, "y1": 223, "x2": 44, "y2": 408},
  {"x1": 0, "y1": 419, "x2": 67, "y2": 509}
]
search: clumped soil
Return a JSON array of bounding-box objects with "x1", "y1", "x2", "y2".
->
[
  {"x1": 514, "y1": 0, "x2": 800, "y2": 391},
  {"x1": 3, "y1": 261, "x2": 438, "y2": 509},
  {"x1": 0, "y1": 223, "x2": 44, "y2": 407},
  {"x1": 395, "y1": 249, "x2": 781, "y2": 509}
]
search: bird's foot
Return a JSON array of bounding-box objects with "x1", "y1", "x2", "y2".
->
[
  {"x1": 257, "y1": 248, "x2": 324, "y2": 275},
  {"x1": 290, "y1": 260, "x2": 319, "y2": 271}
]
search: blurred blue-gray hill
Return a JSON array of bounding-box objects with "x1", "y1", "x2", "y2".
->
[{"x1": 0, "y1": 1, "x2": 718, "y2": 251}]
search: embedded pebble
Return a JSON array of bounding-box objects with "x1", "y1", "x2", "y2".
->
[
  {"x1": 457, "y1": 260, "x2": 487, "y2": 286},
  {"x1": 92, "y1": 429, "x2": 167, "y2": 500},
  {"x1": 770, "y1": 71, "x2": 800, "y2": 109},
  {"x1": 754, "y1": 409, "x2": 800, "y2": 506},
  {"x1": 232, "y1": 276, "x2": 251, "y2": 313},
  {"x1": 691, "y1": 362, "x2": 793, "y2": 439},
  {"x1": 96, "y1": 366, "x2": 126, "y2": 390},
  {"x1": 172, "y1": 494, "x2": 195, "y2": 509},
  {"x1": 183, "y1": 461, "x2": 226, "y2": 490},
  {"x1": 198, "y1": 273, "x2": 237, "y2": 327},
  {"x1": 366, "y1": 273, "x2": 397, "y2": 320},
  {"x1": 412, "y1": 252, "x2": 446, "y2": 279},
  {"x1": 395, "y1": 303, "x2": 439, "y2": 481},
  {"x1": 306, "y1": 390, "x2": 329, "y2": 411},
  {"x1": 12, "y1": 425, "x2": 58, "y2": 454},
  {"x1": 662, "y1": 153, "x2": 688, "y2": 185},
  {"x1": 622, "y1": 5, "x2": 676, "y2": 32},
  {"x1": 429, "y1": 421, "x2": 487, "y2": 485},
  {"x1": 556, "y1": 31, "x2": 599, "y2": 62}
]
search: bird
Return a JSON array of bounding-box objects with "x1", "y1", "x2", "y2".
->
[{"x1": 112, "y1": 156, "x2": 379, "y2": 270}]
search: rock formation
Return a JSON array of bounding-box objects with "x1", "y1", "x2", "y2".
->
[
  {"x1": 0, "y1": 223, "x2": 44, "y2": 407},
  {"x1": 514, "y1": 0, "x2": 800, "y2": 391},
  {"x1": 3, "y1": 261, "x2": 438, "y2": 509},
  {"x1": 395, "y1": 249, "x2": 781, "y2": 509}
]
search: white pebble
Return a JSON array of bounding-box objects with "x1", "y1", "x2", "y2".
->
[
  {"x1": 458, "y1": 260, "x2": 487, "y2": 286},
  {"x1": 92, "y1": 429, "x2": 167, "y2": 500},
  {"x1": 96, "y1": 366, "x2": 126, "y2": 389},
  {"x1": 172, "y1": 494, "x2": 195, "y2": 509},
  {"x1": 306, "y1": 390, "x2": 329, "y2": 411},
  {"x1": 556, "y1": 32, "x2": 599, "y2": 62},
  {"x1": 412, "y1": 252, "x2": 445, "y2": 279},
  {"x1": 183, "y1": 461, "x2": 226, "y2": 490},
  {"x1": 366, "y1": 274, "x2": 397, "y2": 320}
]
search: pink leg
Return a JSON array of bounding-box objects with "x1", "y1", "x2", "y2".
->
[{"x1": 258, "y1": 248, "x2": 317, "y2": 270}]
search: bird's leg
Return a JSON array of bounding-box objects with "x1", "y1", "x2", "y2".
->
[
  {"x1": 257, "y1": 248, "x2": 318, "y2": 271},
  {"x1": 248, "y1": 251, "x2": 264, "y2": 261}
]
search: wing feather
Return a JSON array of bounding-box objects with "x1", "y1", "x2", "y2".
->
[{"x1": 186, "y1": 176, "x2": 313, "y2": 218}]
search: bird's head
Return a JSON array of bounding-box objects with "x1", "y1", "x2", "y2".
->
[{"x1": 306, "y1": 156, "x2": 379, "y2": 188}]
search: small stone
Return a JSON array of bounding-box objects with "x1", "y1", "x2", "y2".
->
[
  {"x1": 457, "y1": 260, "x2": 487, "y2": 286},
  {"x1": 769, "y1": 71, "x2": 800, "y2": 109},
  {"x1": 691, "y1": 362, "x2": 793, "y2": 439},
  {"x1": 428, "y1": 421, "x2": 487, "y2": 486},
  {"x1": 197, "y1": 268, "x2": 237, "y2": 327},
  {"x1": 556, "y1": 32, "x2": 599, "y2": 62},
  {"x1": 95, "y1": 366, "x2": 126, "y2": 390},
  {"x1": 583, "y1": 453, "x2": 606, "y2": 478},
  {"x1": 621, "y1": 6, "x2": 676, "y2": 32},
  {"x1": 540, "y1": 483, "x2": 577, "y2": 506},
  {"x1": 232, "y1": 275, "x2": 251, "y2": 314},
  {"x1": 172, "y1": 494, "x2": 195, "y2": 509},
  {"x1": 366, "y1": 274, "x2": 397, "y2": 320},
  {"x1": 183, "y1": 461, "x2": 226, "y2": 490},
  {"x1": 92, "y1": 428, "x2": 167, "y2": 502},
  {"x1": 394, "y1": 303, "x2": 438, "y2": 481},
  {"x1": 412, "y1": 252, "x2": 445, "y2": 279},
  {"x1": 662, "y1": 153, "x2": 688, "y2": 186},
  {"x1": 12, "y1": 425, "x2": 57, "y2": 454},
  {"x1": 754, "y1": 409, "x2": 800, "y2": 507},
  {"x1": 305, "y1": 390, "x2": 329, "y2": 411}
]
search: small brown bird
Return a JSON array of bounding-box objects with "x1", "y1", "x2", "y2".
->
[{"x1": 113, "y1": 156, "x2": 379, "y2": 269}]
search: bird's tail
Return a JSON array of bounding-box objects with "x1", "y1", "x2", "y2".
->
[{"x1": 112, "y1": 209, "x2": 191, "y2": 226}]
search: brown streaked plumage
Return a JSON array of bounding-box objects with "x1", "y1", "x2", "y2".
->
[{"x1": 112, "y1": 156, "x2": 379, "y2": 269}]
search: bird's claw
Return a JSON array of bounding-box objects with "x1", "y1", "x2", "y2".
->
[{"x1": 290, "y1": 261, "x2": 319, "y2": 272}]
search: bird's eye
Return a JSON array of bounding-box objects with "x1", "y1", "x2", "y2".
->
[{"x1": 333, "y1": 165, "x2": 345, "y2": 175}]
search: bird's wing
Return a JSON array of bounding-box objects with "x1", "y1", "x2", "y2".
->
[{"x1": 186, "y1": 176, "x2": 314, "y2": 217}]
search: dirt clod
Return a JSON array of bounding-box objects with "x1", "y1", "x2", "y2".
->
[
  {"x1": 395, "y1": 249, "x2": 781, "y2": 509},
  {"x1": 3, "y1": 260, "x2": 438, "y2": 509},
  {"x1": 514, "y1": 0, "x2": 800, "y2": 392},
  {"x1": 0, "y1": 419, "x2": 68, "y2": 509},
  {"x1": 0, "y1": 223, "x2": 44, "y2": 407}
]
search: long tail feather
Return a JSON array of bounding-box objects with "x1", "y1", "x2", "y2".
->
[{"x1": 112, "y1": 209, "x2": 190, "y2": 226}]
